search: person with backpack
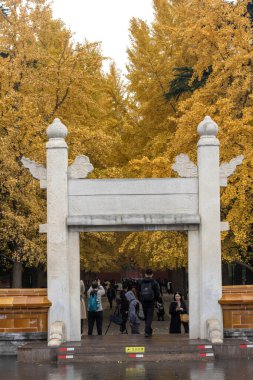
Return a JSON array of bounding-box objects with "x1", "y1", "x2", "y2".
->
[
  {"x1": 125, "y1": 288, "x2": 140, "y2": 334},
  {"x1": 138, "y1": 269, "x2": 160, "y2": 337},
  {"x1": 87, "y1": 280, "x2": 105, "y2": 335}
]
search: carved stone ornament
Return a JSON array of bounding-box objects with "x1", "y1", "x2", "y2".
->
[
  {"x1": 68, "y1": 155, "x2": 94, "y2": 179},
  {"x1": 21, "y1": 157, "x2": 47, "y2": 180},
  {"x1": 197, "y1": 115, "x2": 218, "y2": 137},
  {"x1": 46, "y1": 118, "x2": 67, "y2": 139},
  {"x1": 206, "y1": 319, "x2": 223, "y2": 344},
  {"x1": 48, "y1": 321, "x2": 65, "y2": 347},
  {"x1": 173, "y1": 153, "x2": 243, "y2": 180},
  {"x1": 219, "y1": 155, "x2": 244, "y2": 178},
  {"x1": 172, "y1": 154, "x2": 198, "y2": 177}
]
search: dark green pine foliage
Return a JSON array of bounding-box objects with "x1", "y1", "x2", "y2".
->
[{"x1": 164, "y1": 66, "x2": 212, "y2": 101}]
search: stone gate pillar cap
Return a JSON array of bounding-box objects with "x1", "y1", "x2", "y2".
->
[
  {"x1": 197, "y1": 116, "x2": 218, "y2": 137},
  {"x1": 46, "y1": 118, "x2": 68, "y2": 139}
]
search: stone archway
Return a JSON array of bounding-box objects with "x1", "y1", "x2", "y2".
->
[{"x1": 22, "y1": 116, "x2": 243, "y2": 343}]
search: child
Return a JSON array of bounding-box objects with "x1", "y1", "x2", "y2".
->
[
  {"x1": 156, "y1": 296, "x2": 165, "y2": 321},
  {"x1": 125, "y1": 289, "x2": 140, "y2": 334}
]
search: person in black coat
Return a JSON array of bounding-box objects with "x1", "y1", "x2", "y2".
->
[
  {"x1": 119, "y1": 283, "x2": 129, "y2": 333},
  {"x1": 169, "y1": 292, "x2": 189, "y2": 333},
  {"x1": 138, "y1": 269, "x2": 160, "y2": 337},
  {"x1": 107, "y1": 283, "x2": 116, "y2": 309}
]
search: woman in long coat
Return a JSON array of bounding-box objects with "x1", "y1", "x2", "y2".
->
[
  {"x1": 80, "y1": 280, "x2": 87, "y2": 335},
  {"x1": 169, "y1": 292, "x2": 188, "y2": 333}
]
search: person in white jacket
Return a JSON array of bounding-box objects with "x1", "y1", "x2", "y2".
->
[{"x1": 87, "y1": 280, "x2": 105, "y2": 335}]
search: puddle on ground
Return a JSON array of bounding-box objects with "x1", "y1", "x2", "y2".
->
[{"x1": 1, "y1": 356, "x2": 253, "y2": 380}]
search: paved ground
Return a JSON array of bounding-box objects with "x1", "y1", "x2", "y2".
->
[
  {"x1": 3, "y1": 294, "x2": 253, "y2": 379},
  {"x1": 1, "y1": 356, "x2": 253, "y2": 380},
  {"x1": 82, "y1": 293, "x2": 185, "y2": 336}
]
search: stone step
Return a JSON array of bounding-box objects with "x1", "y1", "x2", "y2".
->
[
  {"x1": 215, "y1": 341, "x2": 253, "y2": 359},
  {"x1": 57, "y1": 344, "x2": 213, "y2": 354},
  {"x1": 57, "y1": 351, "x2": 215, "y2": 363},
  {"x1": 17, "y1": 337, "x2": 253, "y2": 363},
  {"x1": 57, "y1": 338, "x2": 215, "y2": 363},
  {"x1": 0, "y1": 341, "x2": 21, "y2": 355}
]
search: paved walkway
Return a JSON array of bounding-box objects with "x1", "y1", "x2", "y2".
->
[{"x1": 82, "y1": 293, "x2": 186, "y2": 336}]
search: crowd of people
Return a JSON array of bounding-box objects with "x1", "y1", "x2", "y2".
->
[{"x1": 80, "y1": 269, "x2": 189, "y2": 337}]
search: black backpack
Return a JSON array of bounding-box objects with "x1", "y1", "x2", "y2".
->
[{"x1": 140, "y1": 281, "x2": 154, "y2": 302}]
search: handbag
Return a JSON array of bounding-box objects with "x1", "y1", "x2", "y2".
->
[{"x1": 180, "y1": 313, "x2": 189, "y2": 323}]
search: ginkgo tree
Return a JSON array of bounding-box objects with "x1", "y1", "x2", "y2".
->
[
  {"x1": 120, "y1": 0, "x2": 253, "y2": 270},
  {"x1": 0, "y1": 0, "x2": 127, "y2": 284},
  {"x1": 1, "y1": 0, "x2": 253, "y2": 282}
]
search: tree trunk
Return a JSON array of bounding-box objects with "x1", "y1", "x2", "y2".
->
[
  {"x1": 37, "y1": 265, "x2": 47, "y2": 288},
  {"x1": 12, "y1": 261, "x2": 23, "y2": 288},
  {"x1": 182, "y1": 267, "x2": 188, "y2": 300},
  {"x1": 233, "y1": 260, "x2": 253, "y2": 274}
]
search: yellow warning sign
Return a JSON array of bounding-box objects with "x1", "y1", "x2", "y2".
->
[{"x1": 125, "y1": 347, "x2": 145, "y2": 353}]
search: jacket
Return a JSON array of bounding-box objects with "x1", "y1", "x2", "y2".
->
[
  {"x1": 87, "y1": 285, "x2": 105, "y2": 312},
  {"x1": 138, "y1": 278, "x2": 160, "y2": 303},
  {"x1": 80, "y1": 280, "x2": 87, "y2": 319},
  {"x1": 125, "y1": 291, "x2": 140, "y2": 325}
]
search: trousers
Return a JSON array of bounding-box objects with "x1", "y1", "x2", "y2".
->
[
  {"x1": 88, "y1": 310, "x2": 103, "y2": 335},
  {"x1": 142, "y1": 301, "x2": 155, "y2": 335}
]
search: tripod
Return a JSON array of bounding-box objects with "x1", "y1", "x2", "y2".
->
[{"x1": 104, "y1": 303, "x2": 128, "y2": 335}]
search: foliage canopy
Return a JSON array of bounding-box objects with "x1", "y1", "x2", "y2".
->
[{"x1": 1, "y1": 0, "x2": 252, "y2": 275}]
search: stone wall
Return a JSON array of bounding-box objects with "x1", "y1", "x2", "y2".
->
[
  {"x1": 0, "y1": 289, "x2": 51, "y2": 334},
  {"x1": 219, "y1": 285, "x2": 253, "y2": 333}
]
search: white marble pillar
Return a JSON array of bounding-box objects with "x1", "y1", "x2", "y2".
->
[
  {"x1": 188, "y1": 229, "x2": 200, "y2": 339},
  {"x1": 197, "y1": 116, "x2": 223, "y2": 339},
  {"x1": 68, "y1": 230, "x2": 81, "y2": 341},
  {"x1": 46, "y1": 119, "x2": 70, "y2": 341}
]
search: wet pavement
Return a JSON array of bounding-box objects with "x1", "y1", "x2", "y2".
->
[
  {"x1": 85, "y1": 293, "x2": 175, "y2": 336},
  {"x1": 2, "y1": 294, "x2": 253, "y2": 379},
  {"x1": 1, "y1": 356, "x2": 253, "y2": 380}
]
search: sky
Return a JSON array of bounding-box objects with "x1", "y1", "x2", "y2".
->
[{"x1": 51, "y1": 0, "x2": 154, "y2": 74}]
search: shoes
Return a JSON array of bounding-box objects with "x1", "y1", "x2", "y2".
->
[
  {"x1": 121, "y1": 330, "x2": 128, "y2": 334},
  {"x1": 145, "y1": 333, "x2": 152, "y2": 337}
]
